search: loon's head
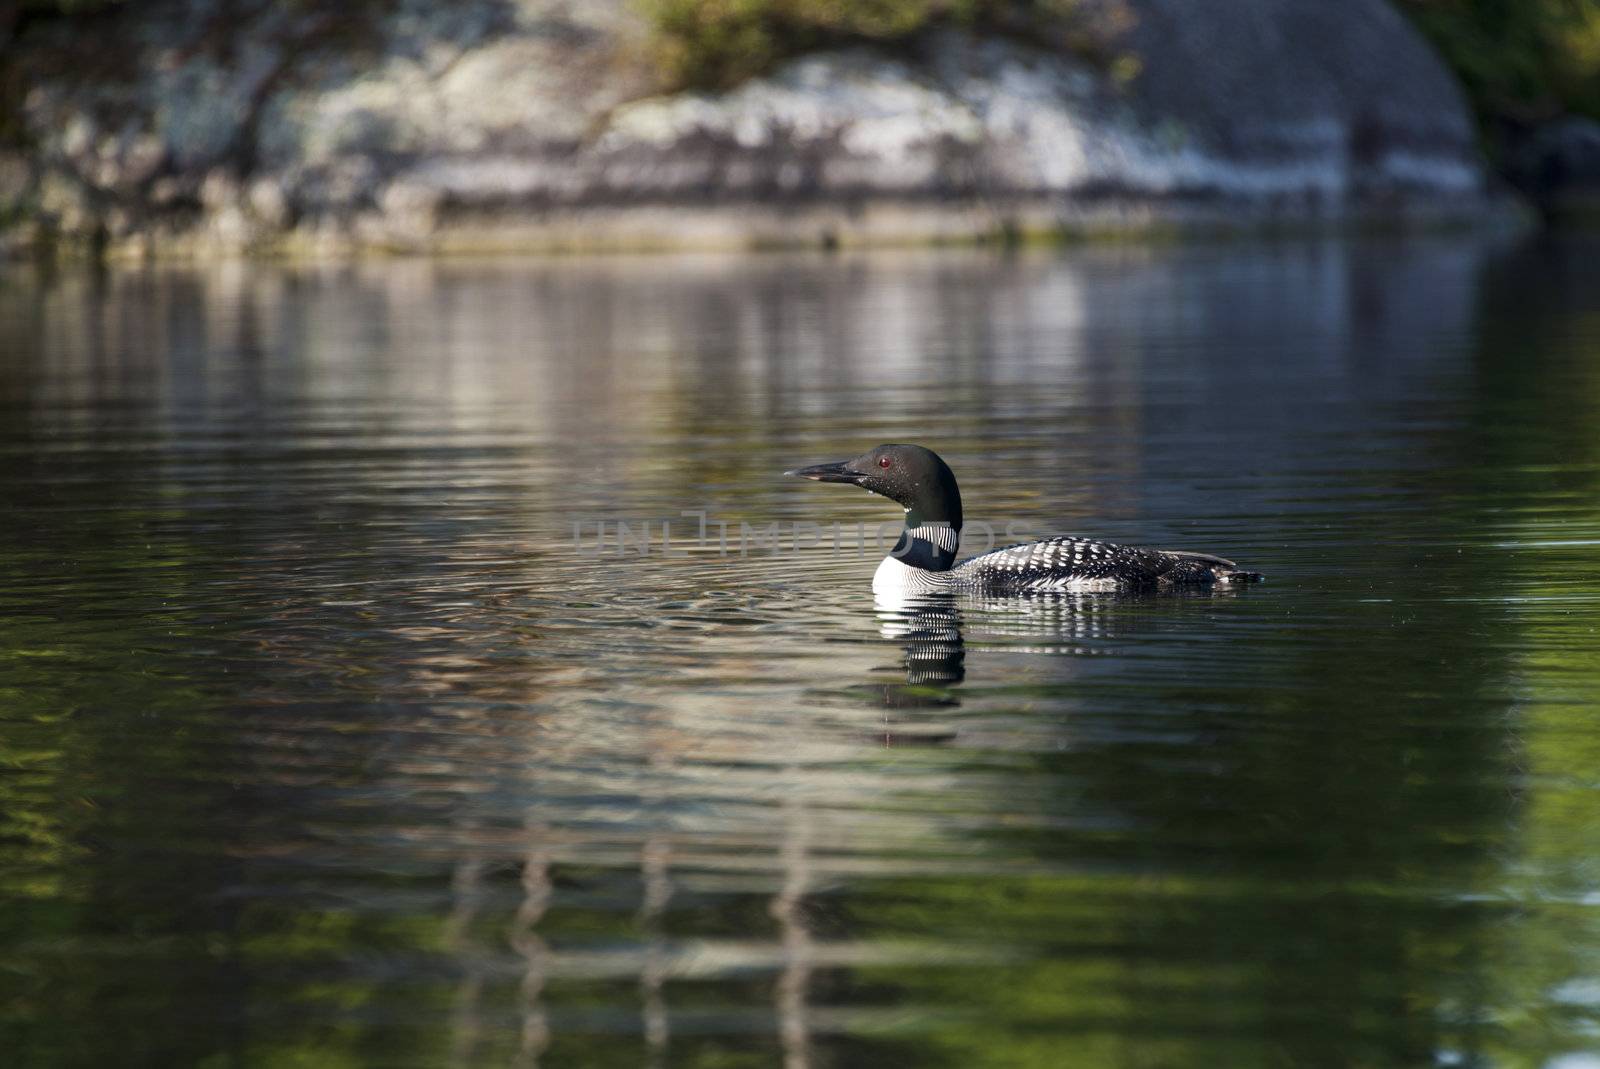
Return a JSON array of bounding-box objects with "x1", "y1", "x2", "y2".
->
[{"x1": 785, "y1": 443, "x2": 963, "y2": 532}]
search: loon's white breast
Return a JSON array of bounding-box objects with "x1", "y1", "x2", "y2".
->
[{"x1": 873, "y1": 554, "x2": 942, "y2": 595}]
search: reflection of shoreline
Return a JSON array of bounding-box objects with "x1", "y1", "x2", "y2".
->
[{"x1": 7, "y1": 233, "x2": 1574, "y2": 1069}]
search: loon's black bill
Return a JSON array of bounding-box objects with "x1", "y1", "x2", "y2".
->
[{"x1": 786, "y1": 461, "x2": 863, "y2": 484}]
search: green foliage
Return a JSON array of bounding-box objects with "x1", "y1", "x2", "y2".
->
[
  {"x1": 638, "y1": 0, "x2": 1600, "y2": 158},
  {"x1": 637, "y1": 0, "x2": 1097, "y2": 90},
  {"x1": 1398, "y1": 0, "x2": 1600, "y2": 130}
]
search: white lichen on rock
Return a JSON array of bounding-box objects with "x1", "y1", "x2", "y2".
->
[{"x1": 3, "y1": 0, "x2": 1516, "y2": 256}]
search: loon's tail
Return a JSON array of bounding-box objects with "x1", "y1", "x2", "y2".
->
[
  {"x1": 1164, "y1": 550, "x2": 1265, "y2": 584},
  {"x1": 1217, "y1": 568, "x2": 1265, "y2": 584}
]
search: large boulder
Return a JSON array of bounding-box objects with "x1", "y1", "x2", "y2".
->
[{"x1": 4, "y1": 0, "x2": 1523, "y2": 256}]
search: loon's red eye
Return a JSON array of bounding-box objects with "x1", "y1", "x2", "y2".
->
[{"x1": 878, "y1": 456, "x2": 892, "y2": 468}]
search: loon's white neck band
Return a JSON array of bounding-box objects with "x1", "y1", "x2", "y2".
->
[{"x1": 906, "y1": 524, "x2": 960, "y2": 553}]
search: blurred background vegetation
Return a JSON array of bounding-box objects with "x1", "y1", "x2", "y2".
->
[
  {"x1": 1397, "y1": 0, "x2": 1600, "y2": 147},
  {"x1": 635, "y1": 0, "x2": 1600, "y2": 149},
  {"x1": 3, "y1": 0, "x2": 1598, "y2": 157},
  {"x1": 638, "y1": 0, "x2": 1120, "y2": 89}
]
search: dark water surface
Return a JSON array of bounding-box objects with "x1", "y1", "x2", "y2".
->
[{"x1": 3, "y1": 237, "x2": 1599, "y2": 1068}]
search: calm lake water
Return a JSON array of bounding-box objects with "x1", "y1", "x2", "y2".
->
[{"x1": 3, "y1": 236, "x2": 1599, "y2": 1068}]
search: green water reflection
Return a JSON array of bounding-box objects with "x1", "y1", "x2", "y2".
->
[{"x1": 2, "y1": 239, "x2": 1599, "y2": 1068}]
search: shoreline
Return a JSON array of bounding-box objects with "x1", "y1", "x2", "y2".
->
[{"x1": 11, "y1": 191, "x2": 1539, "y2": 264}]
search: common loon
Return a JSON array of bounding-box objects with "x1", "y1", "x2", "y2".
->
[{"x1": 787, "y1": 444, "x2": 1263, "y2": 595}]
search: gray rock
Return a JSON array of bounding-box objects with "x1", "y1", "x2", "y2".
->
[
  {"x1": 35, "y1": 172, "x2": 95, "y2": 236},
  {"x1": 0, "y1": 0, "x2": 1523, "y2": 256},
  {"x1": 199, "y1": 169, "x2": 241, "y2": 212},
  {"x1": 148, "y1": 175, "x2": 195, "y2": 208},
  {"x1": 0, "y1": 154, "x2": 33, "y2": 217},
  {"x1": 247, "y1": 177, "x2": 293, "y2": 229},
  {"x1": 1116, "y1": 0, "x2": 1479, "y2": 189},
  {"x1": 591, "y1": 6, "x2": 1486, "y2": 209},
  {"x1": 376, "y1": 178, "x2": 442, "y2": 242}
]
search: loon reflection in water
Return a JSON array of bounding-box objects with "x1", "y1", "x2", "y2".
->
[
  {"x1": 788, "y1": 444, "x2": 1263, "y2": 595},
  {"x1": 864, "y1": 584, "x2": 1257, "y2": 744}
]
